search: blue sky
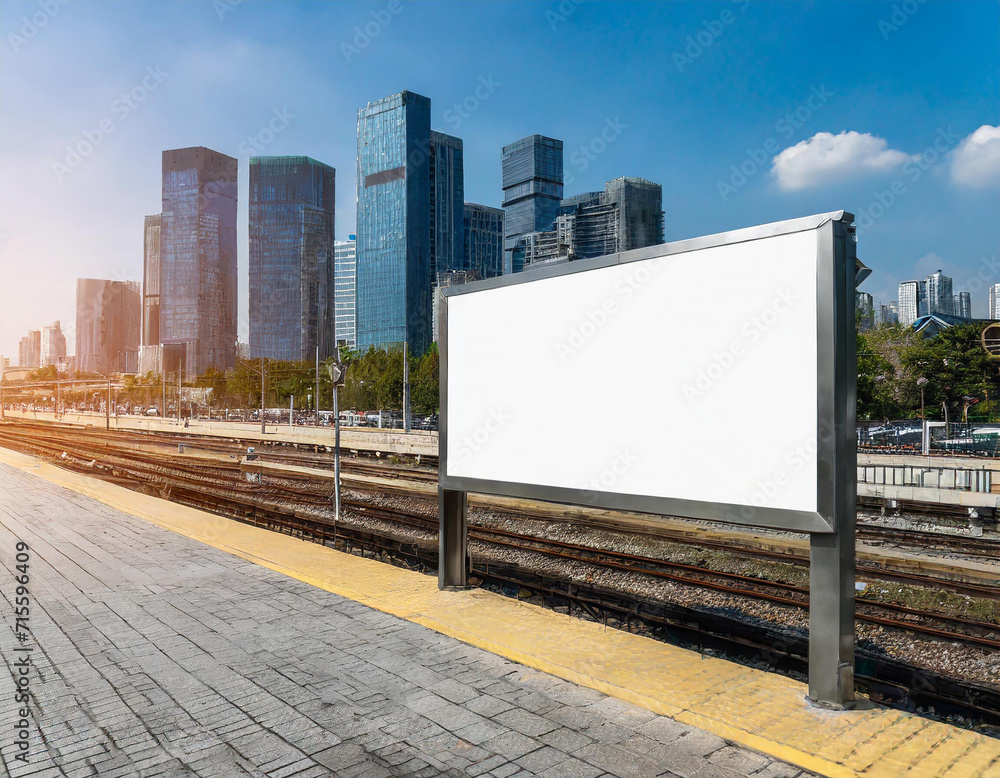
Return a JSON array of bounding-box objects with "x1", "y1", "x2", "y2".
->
[{"x1": 1, "y1": 0, "x2": 998, "y2": 358}]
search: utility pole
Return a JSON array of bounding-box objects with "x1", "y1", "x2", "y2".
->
[
  {"x1": 289, "y1": 394, "x2": 294, "y2": 427},
  {"x1": 260, "y1": 358, "x2": 266, "y2": 434},
  {"x1": 176, "y1": 370, "x2": 181, "y2": 424},
  {"x1": 403, "y1": 341, "x2": 411, "y2": 433},
  {"x1": 56, "y1": 380, "x2": 60, "y2": 420},
  {"x1": 106, "y1": 376, "x2": 111, "y2": 431},
  {"x1": 314, "y1": 344, "x2": 320, "y2": 427},
  {"x1": 161, "y1": 371, "x2": 166, "y2": 421},
  {"x1": 1, "y1": 377, "x2": 5, "y2": 422},
  {"x1": 328, "y1": 350, "x2": 346, "y2": 547}
]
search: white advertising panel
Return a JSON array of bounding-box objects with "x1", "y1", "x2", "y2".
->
[{"x1": 441, "y1": 214, "x2": 851, "y2": 532}]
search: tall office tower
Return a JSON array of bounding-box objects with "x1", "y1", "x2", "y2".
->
[
  {"x1": 898, "y1": 281, "x2": 921, "y2": 325},
  {"x1": 954, "y1": 291, "x2": 972, "y2": 319},
  {"x1": 501, "y1": 135, "x2": 563, "y2": 274},
  {"x1": 19, "y1": 330, "x2": 41, "y2": 368},
  {"x1": 923, "y1": 270, "x2": 954, "y2": 316},
  {"x1": 517, "y1": 177, "x2": 664, "y2": 266},
  {"x1": 876, "y1": 302, "x2": 899, "y2": 326},
  {"x1": 855, "y1": 292, "x2": 874, "y2": 330},
  {"x1": 334, "y1": 237, "x2": 357, "y2": 349},
  {"x1": 249, "y1": 156, "x2": 336, "y2": 362},
  {"x1": 429, "y1": 131, "x2": 464, "y2": 278},
  {"x1": 160, "y1": 147, "x2": 238, "y2": 379},
  {"x1": 140, "y1": 214, "x2": 162, "y2": 375},
  {"x1": 356, "y1": 91, "x2": 433, "y2": 355},
  {"x1": 41, "y1": 321, "x2": 66, "y2": 367},
  {"x1": 991, "y1": 284, "x2": 1000, "y2": 319},
  {"x1": 76, "y1": 279, "x2": 142, "y2": 374},
  {"x1": 463, "y1": 203, "x2": 504, "y2": 280}
]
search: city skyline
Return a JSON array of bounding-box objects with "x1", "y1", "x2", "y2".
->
[{"x1": 1, "y1": 0, "x2": 998, "y2": 359}]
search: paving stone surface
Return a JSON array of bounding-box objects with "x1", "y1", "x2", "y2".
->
[{"x1": 0, "y1": 462, "x2": 812, "y2": 777}]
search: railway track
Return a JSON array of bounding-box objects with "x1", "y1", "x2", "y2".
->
[{"x1": 4, "y1": 421, "x2": 1000, "y2": 727}]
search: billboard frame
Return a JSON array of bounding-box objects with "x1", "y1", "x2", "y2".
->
[{"x1": 437, "y1": 210, "x2": 858, "y2": 707}]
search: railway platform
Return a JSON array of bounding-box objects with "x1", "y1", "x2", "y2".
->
[{"x1": 1, "y1": 448, "x2": 999, "y2": 777}]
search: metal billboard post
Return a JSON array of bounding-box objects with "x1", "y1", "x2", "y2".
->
[{"x1": 806, "y1": 217, "x2": 858, "y2": 708}]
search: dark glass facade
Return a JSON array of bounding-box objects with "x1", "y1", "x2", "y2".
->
[
  {"x1": 76, "y1": 279, "x2": 142, "y2": 374},
  {"x1": 463, "y1": 203, "x2": 504, "y2": 280},
  {"x1": 249, "y1": 156, "x2": 336, "y2": 361},
  {"x1": 430, "y1": 131, "x2": 464, "y2": 278},
  {"x1": 140, "y1": 214, "x2": 161, "y2": 374},
  {"x1": 160, "y1": 147, "x2": 238, "y2": 378},
  {"x1": 501, "y1": 135, "x2": 563, "y2": 274},
  {"x1": 356, "y1": 91, "x2": 432, "y2": 356}
]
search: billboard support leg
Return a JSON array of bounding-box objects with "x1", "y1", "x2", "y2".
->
[
  {"x1": 439, "y1": 489, "x2": 468, "y2": 590},
  {"x1": 808, "y1": 531, "x2": 856, "y2": 708}
]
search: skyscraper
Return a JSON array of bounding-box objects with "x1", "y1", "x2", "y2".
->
[
  {"x1": 515, "y1": 177, "x2": 665, "y2": 267},
  {"x1": 18, "y1": 330, "x2": 40, "y2": 368},
  {"x1": 855, "y1": 292, "x2": 874, "y2": 330},
  {"x1": 334, "y1": 237, "x2": 357, "y2": 349},
  {"x1": 356, "y1": 91, "x2": 433, "y2": 355},
  {"x1": 991, "y1": 284, "x2": 1000, "y2": 319},
  {"x1": 76, "y1": 279, "x2": 142, "y2": 374},
  {"x1": 463, "y1": 203, "x2": 504, "y2": 280},
  {"x1": 249, "y1": 156, "x2": 336, "y2": 362},
  {"x1": 953, "y1": 291, "x2": 972, "y2": 319},
  {"x1": 501, "y1": 135, "x2": 563, "y2": 274},
  {"x1": 923, "y1": 270, "x2": 954, "y2": 316},
  {"x1": 41, "y1": 321, "x2": 66, "y2": 367},
  {"x1": 140, "y1": 214, "x2": 162, "y2": 375},
  {"x1": 876, "y1": 302, "x2": 899, "y2": 326},
  {"x1": 160, "y1": 147, "x2": 238, "y2": 379},
  {"x1": 898, "y1": 281, "x2": 921, "y2": 325},
  {"x1": 429, "y1": 131, "x2": 464, "y2": 279}
]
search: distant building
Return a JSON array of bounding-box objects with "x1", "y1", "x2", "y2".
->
[
  {"x1": 898, "y1": 281, "x2": 922, "y2": 326},
  {"x1": 876, "y1": 302, "x2": 899, "y2": 326},
  {"x1": 140, "y1": 214, "x2": 162, "y2": 375},
  {"x1": 356, "y1": 91, "x2": 459, "y2": 356},
  {"x1": 41, "y1": 321, "x2": 66, "y2": 367},
  {"x1": 924, "y1": 270, "x2": 953, "y2": 316},
  {"x1": 249, "y1": 156, "x2": 336, "y2": 362},
  {"x1": 856, "y1": 292, "x2": 874, "y2": 330},
  {"x1": 19, "y1": 330, "x2": 41, "y2": 368},
  {"x1": 463, "y1": 203, "x2": 504, "y2": 280},
  {"x1": 334, "y1": 237, "x2": 357, "y2": 349},
  {"x1": 429, "y1": 131, "x2": 464, "y2": 279},
  {"x1": 991, "y1": 283, "x2": 1000, "y2": 319},
  {"x1": 160, "y1": 146, "x2": 238, "y2": 379},
  {"x1": 502, "y1": 135, "x2": 564, "y2": 274},
  {"x1": 76, "y1": 279, "x2": 142, "y2": 375},
  {"x1": 953, "y1": 291, "x2": 972, "y2": 319},
  {"x1": 516, "y1": 177, "x2": 665, "y2": 267}
]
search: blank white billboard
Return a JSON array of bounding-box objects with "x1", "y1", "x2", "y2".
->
[{"x1": 441, "y1": 213, "x2": 852, "y2": 532}]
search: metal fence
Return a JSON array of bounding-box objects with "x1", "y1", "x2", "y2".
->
[{"x1": 858, "y1": 421, "x2": 1000, "y2": 457}]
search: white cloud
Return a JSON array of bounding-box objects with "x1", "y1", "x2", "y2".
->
[
  {"x1": 771, "y1": 131, "x2": 917, "y2": 191},
  {"x1": 950, "y1": 125, "x2": 1000, "y2": 188}
]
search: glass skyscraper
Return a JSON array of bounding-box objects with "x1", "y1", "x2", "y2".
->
[
  {"x1": 249, "y1": 156, "x2": 336, "y2": 362},
  {"x1": 140, "y1": 214, "x2": 162, "y2": 375},
  {"x1": 898, "y1": 280, "x2": 922, "y2": 325},
  {"x1": 76, "y1": 279, "x2": 142, "y2": 374},
  {"x1": 160, "y1": 147, "x2": 238, "y2": 378},
  {"x1": 924, "y1": 270, "x2": 954, "y2": 316},
  {"x1": 334, "y1": 237, "x2": 357, "y2": 349},
  {"x1": 954, "y1": 291, "x2": 971, "y2": 319},
  {"x1": 430, "y1": 131, "x2": 464, "y2": 279},
  {"x1": 463, "y1": 203, "x2": 504, "y2": 280},
  {"x1": 357, "y1": 91, "x2": 463, "y2": 357},
  {"x1": 501, "y1": 135, "x2": 563, "y2": 274}
]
